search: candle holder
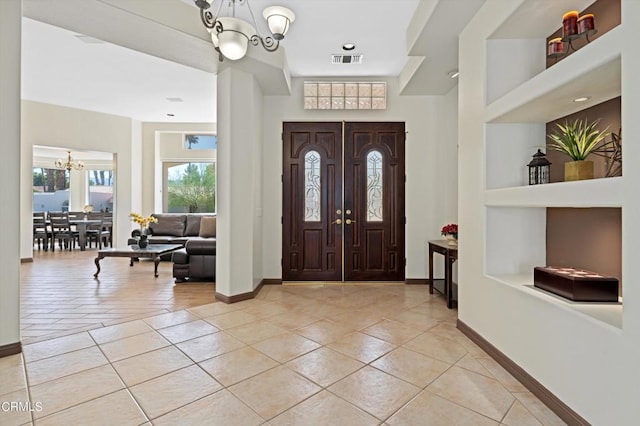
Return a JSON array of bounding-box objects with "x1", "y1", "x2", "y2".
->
[{"x1": 548, "y1": 11, "x2": 597, "y2": 61}]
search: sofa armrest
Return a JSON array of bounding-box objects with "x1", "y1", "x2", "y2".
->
[
  {"x1": 185, "y1": 238, "x2": 216, "y2": 255},
  {"x1": 172, "y1": 248, "x2": 189, "y2": 264}
]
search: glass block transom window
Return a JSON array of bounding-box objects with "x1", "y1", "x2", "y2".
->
[{"x1": 304, "y1": 82, "x2": 386, "y2": 110}]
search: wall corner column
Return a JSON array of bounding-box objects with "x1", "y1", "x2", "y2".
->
[
  {"x1": 215, "y1": 67, "x2": 263, "y2": 300},
  {"x1": 0, "y1": 0, "x2": 23, "y2": 354}
]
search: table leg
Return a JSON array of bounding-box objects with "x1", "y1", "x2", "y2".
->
[
  {"x1": 445, "y1": 251, "x2": 453, "y2": 309},
  {"x1": 154, "y1": 256, "x2": 160, "y2": 277},
  {"x1": 93, "y1": 255, "x2": 103, "y2": 277},
  {"x1": 77, "y1": 223, "x2": 88, "y2": 251},
  {"x1": 428, "y1": 245, "x2": 434, "y2": 294}
]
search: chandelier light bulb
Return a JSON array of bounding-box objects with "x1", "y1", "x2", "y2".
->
[
  {"x1": 216, "y1": 17, "x2": 254, "y2": 60},
  {"x1": 263, "y1": 6, "x2": 295, "y2": 40}
]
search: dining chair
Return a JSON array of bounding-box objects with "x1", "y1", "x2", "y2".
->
[
  {"x1": 32, "y1": 212, "x2": 49, "y2": 251},
  {"x1": 48, "y1": 211, "x2": 79, "y2": 251},
  {"x1": 67, "y1": 211, "x2": 85, "y2": 232},
  {"x1": 103, "y1": 211, "x2": 113, "y2": 247},
  {"x1": 86, "y1": 212, "x2": 111, "y2": 249}
]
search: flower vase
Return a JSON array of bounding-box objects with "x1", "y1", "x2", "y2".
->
[
  {"x1": 138, "y1": 234, "x2": 148, "y2": 249},
  {"x1": 445, "y1": 234, "x2": 458, "y2": 246}
]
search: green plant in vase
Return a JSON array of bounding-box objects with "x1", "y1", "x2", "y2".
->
[{"x1": 547, "y1": 118, "x2": 609, "y2": 181}]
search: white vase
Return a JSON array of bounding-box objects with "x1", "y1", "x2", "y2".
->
[{"x1": 445, "y1": 234, "x2": 458, "y2": 246}]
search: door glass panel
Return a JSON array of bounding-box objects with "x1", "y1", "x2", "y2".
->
[
  {"x1": 367, "y1": 150, "x2": 383, "y2": 222},
  {"x1": 304, "y1": 150, "x2": 321, "y2": 222}
]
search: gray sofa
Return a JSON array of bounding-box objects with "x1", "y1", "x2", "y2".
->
[
  {"x1": 147, "y1": 213, "x2": 216, "y2": 245},
  {"x1": 141, "y1": 214, "x2": 216, "y2": 282}
]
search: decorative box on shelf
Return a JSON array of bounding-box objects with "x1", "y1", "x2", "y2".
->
[{"x1": 533, "y1": 266, "x2": 618, "y2": 302}]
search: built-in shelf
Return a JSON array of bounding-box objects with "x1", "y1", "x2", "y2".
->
[
  {"x1": 487, "y1": 273, "x2": 623, "y2": 330},
  {"x1": 485, "y1": 26, "x2": 621, "y2": 124},
  {"x1": 485, "y1": 176, "x2": 623, "y2": 207}
]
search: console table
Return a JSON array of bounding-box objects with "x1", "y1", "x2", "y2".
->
[{"x1": 428, "y1": 240, "x2": 458, "y2": 309}]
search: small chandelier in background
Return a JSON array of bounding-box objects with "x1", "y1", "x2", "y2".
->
[
  {"x1": 55, "y1": 151, "x2": 84, "y2": 171},
  {"x1": 194, "y1": 0, "x2": 295, "y2": 62}
]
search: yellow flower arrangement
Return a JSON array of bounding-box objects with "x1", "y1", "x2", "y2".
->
[{"x1": 129, "y1": 212, "x2": 158, "y2": 230}]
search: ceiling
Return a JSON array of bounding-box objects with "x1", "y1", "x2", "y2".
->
[
  {"x1": 21, "y1": 0, "x2": 484, "y2": 123},
  {"x1": 22, "y1": 18, "x2": 217, "y2": 123}
]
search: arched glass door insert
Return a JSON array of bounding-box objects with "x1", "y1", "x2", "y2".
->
[{"x1": 367, "y1": 150, "x2": 383, "y2": 222}]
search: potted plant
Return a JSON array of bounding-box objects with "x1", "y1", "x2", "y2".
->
[
  {"x1": 547, "y1": 118, "x2": 609, "y2": 181},
  {"x1": 441, "y1": 223, "x2": 458, "y2": 246}
]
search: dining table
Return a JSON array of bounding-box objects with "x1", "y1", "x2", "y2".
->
[{"x1": 69, "y1": 219, "x2": 102, "y2": 251}]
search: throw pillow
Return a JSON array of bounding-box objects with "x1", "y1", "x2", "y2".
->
[
  {"x1": 149, "y1": 214, "x2": 186, "y2": 237},
  {"x1": 185, "y1": 215, "x2": 203, "y2": 236},
  {"x1": 199, "y1": 216, "x2": 217, "y2": 238}
]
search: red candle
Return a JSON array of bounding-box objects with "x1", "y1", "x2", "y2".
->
[
  {"x1": 547, "y1": 37, "x2": 564, "y2": 55},
  {"x1": 562, "y1": 10, "x2": 579, "y2": 39},
  {"x1": 578, "y1": 13, "x2": 595, "y2": 33}
]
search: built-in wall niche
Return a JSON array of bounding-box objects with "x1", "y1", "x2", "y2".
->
[
  {"x1": 546, "y1": 207, "x2": 622, "y2": 296},
  {"x1": 546, "y1": 0, "x2": 620, "y2": 69},
  {"x1": 546, "y1": 97, "x2": 621, "y2": 183},
  {"x1": 485, "y1": 205, "x2": 623, "y2": 328}
]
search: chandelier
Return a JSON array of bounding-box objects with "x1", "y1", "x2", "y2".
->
[
  {"x1": 194, "y1": 0, "x2": 295, "y2": 62},
  {"x1": 55, "y1": 151, "x2": 84, "y2": 171}
]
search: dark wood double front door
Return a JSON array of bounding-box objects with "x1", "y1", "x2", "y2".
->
[{"x1": 282, "y1": 122, "x2": 405, "y2": 281}]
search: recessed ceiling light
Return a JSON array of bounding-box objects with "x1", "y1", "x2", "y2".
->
[
  {"x1": 573, "y1": 96, "x2": 591, "y2": 102},
  {"x1": 166, "y1": 97, "x2": 184, "y2": 103},
  {"x1": 448, "y1": 70, "x2": 459, "y2": 79},
  {"x1": 342, "y1": 43, "x2": 356, "y2": 51}
]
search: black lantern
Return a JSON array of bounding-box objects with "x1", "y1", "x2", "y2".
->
[{"x1": 527, "y1": 149, "x2": 551, "y2": 185}]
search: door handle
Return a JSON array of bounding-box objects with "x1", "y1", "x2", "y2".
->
[
  {"x1": 345, "y1": 209, "x2": 352, "y2": 215},
  {"x1": 332, "y1": 219, "x2": 343, "y2": 225},
  {"x1": 345, "y1": 219, "x2": 356, "y2": 225}
]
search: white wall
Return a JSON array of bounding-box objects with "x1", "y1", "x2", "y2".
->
[
  {"x1": 21, "y1": 101, "x2": 138, "y2": 257},
  {"x1": 252, "y1": 74, "x2": 264, "y2": 287},
  {"x1": 458, "y1": 1, "x2": 640, "y2": 423},
  {"x1": 262, "y1": 77, "x2": 459, "y2": 280},
  {"x1": 0, "y1": 0, "x2": 22, "y2": 348}
]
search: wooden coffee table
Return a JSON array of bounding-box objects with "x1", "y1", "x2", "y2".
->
[{"x1": 94, "y1": 244, "x2": 183, "y2": 278}]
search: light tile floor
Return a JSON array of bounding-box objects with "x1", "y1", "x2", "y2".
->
[{"x1": 1, "y1": 284, "x2": 566, "y2": 425}]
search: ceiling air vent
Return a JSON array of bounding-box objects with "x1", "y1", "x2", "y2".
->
[{"x1": 331, "y1": 54, "x2": 363, "y2": 64}]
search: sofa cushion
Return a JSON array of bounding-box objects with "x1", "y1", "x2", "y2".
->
[
  {"x1": 199, "y1": 216, "x2": 217, "y2": 238},
  {"x1": 185, "y1": 216, "x2": 203, "y2": 236},
  {"x1": 150, "y1": 214, "x2": 186, "y2": 237}
]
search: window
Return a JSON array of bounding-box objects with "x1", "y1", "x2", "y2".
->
[
  {"x1": 164, "y1": 162, "x2": 216, "y2": 213},
  {"x1": 304, "y1": 151, "x2": 321, "y2": 221},
  {"x1": 88, "y1": 169, "x2": 114, "y2": 212},
  {"x1": 304, "y1": 82, "x2": 387, "y2": 110},
  {"x1": 32, "y1": 167, "x2": 69, "y2": 212},
  {"x1": 185, "y1": 134, "x2": 217, "y2": 150}
]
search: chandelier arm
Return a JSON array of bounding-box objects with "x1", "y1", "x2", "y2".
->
[
  {"x1": 200, "y1": 9, "x2": 217, "y2": 30},
  {"x1": 250, "y1": 34, "x2": 279, "y2": 52}
]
